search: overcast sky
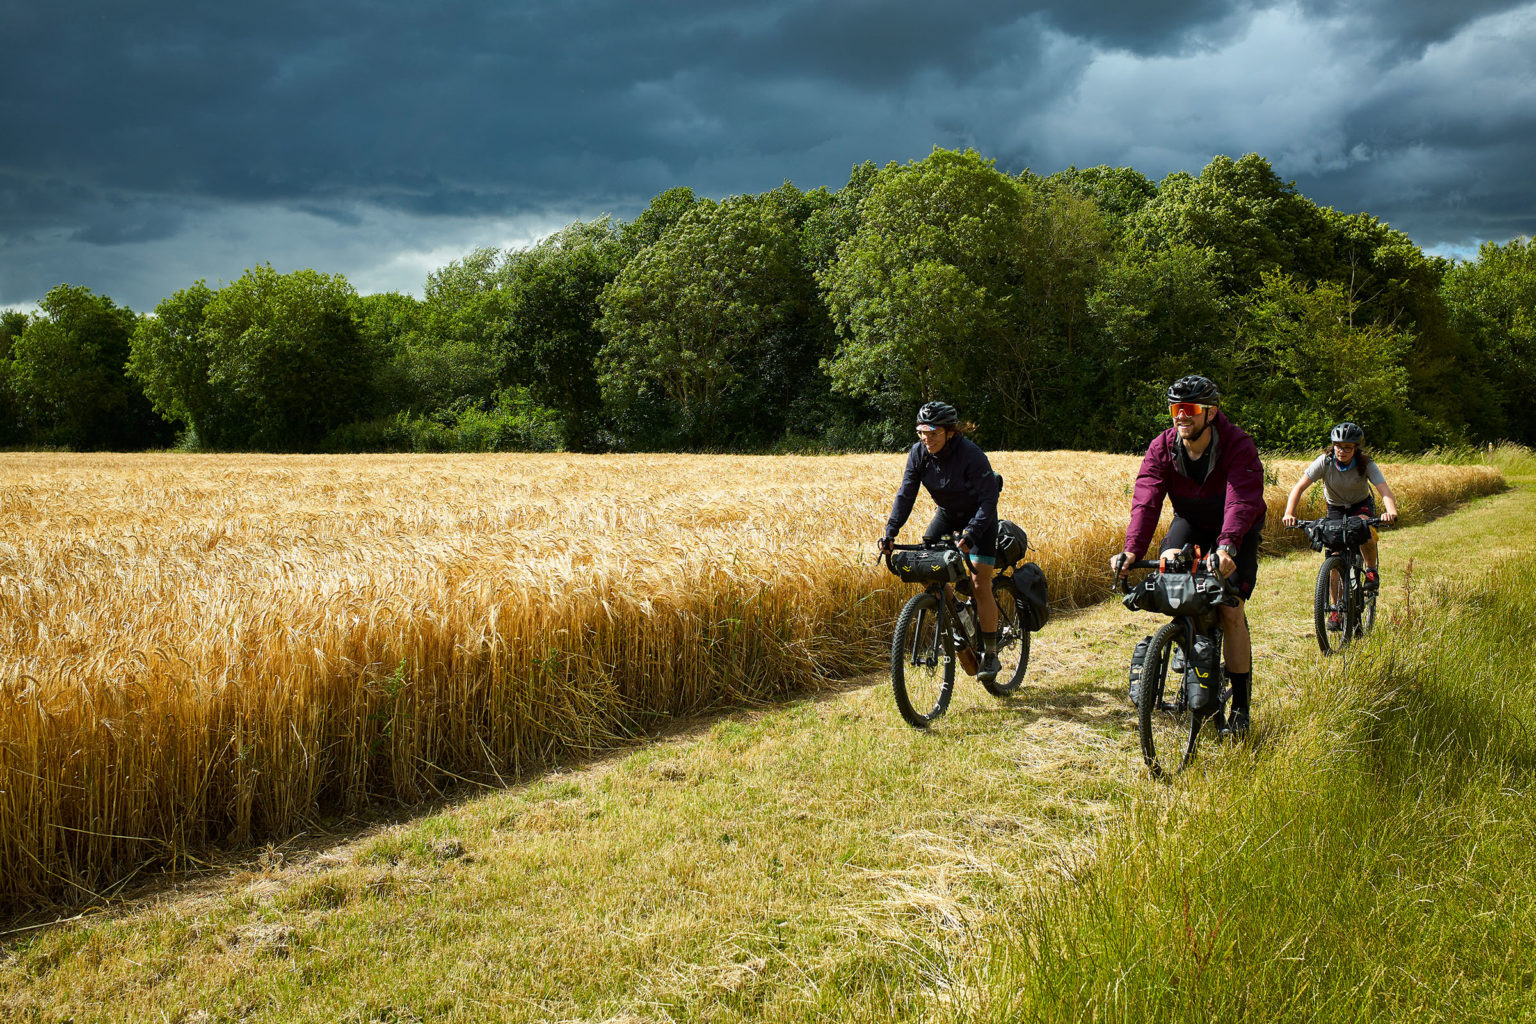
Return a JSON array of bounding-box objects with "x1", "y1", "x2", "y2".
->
[{"x1": 4, "y1": 0, "x2": 1534, "y2": 312}]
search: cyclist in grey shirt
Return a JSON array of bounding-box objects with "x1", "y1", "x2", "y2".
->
[{"x1": 1281, "y1": 422, "x2": 1399, "y2": 598}]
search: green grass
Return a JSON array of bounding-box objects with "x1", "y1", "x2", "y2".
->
[
  {"x1": 2, "y1": 463, "x2": 1534, "y2": 1023},
  {"x1": 969, "y1": 559, "x2": 1536, "y2": 1023}
]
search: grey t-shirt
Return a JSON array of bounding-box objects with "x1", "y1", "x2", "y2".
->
[{"x1": 1304, "y1": 454, "x2": 1386, "y2": 507}]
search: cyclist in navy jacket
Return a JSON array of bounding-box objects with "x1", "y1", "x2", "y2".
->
[{"x1": 879, "y1": 401, "x2": 1003, "y2": 681}]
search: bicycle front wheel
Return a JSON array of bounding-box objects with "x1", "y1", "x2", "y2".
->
[
  {"x1": 1314, "y1": 555, "x2": 1350, "y2": 656},
  {"x1": 892, "y1": 592, "x2": 955, "y2": 728},
  {"x1": 981, "y1": 578, "x2": 1030, "y2": 697},
  {"x1": 1138, "y1": 620, "x2": 1201, "y2": 778}
]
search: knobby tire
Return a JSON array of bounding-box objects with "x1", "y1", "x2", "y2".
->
[{"x1": 892, "y1": 592, "x2": 954, "y2": 728}]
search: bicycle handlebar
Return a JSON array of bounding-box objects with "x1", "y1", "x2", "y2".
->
[
  {"x1": 1113, "y1": 552, "x2": 1240, "y2": 603},
  {"x1": 1289, "y1": 515, "x2": 1389, "y2": 530}
]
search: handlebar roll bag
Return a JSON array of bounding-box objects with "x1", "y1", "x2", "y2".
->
[
  {"x1": 887, "y1": 548, "x2": 967, "y2": 585},
  {"x1": 1310, "y1": 517, "x2": 1372, "y2": 551},
  {"x1": 1124, "y1": 572, "x2": 1229, "y2": 617}
]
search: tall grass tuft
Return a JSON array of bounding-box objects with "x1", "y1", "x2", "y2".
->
[
  {"x1": 0, "y1": 451, "x2": 1507, "y2": 908},
  {"x1": 961, "y1": 555, "x2": 1536, "y2": 1023}
]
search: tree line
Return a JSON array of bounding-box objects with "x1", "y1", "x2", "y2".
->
[{"x1": 2, "y1": 149, "x2": 1533, "y2": 455}]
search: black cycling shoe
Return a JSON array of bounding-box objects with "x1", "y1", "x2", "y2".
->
[
  {"x1": 978, "y1": 651, "x2": 1001, "y2": 682},
  {"x1": 1220, "y1": 707, "x2": 1250, "y2": 740}
]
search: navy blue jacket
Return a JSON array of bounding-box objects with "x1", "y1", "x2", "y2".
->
[{"x1": 884, "y1": 436, "x2": 999, "y2": 543}]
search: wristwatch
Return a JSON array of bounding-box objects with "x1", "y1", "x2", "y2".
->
[{"x1": 1217, "y1": 544, "x2": 1238, "y2": 560}]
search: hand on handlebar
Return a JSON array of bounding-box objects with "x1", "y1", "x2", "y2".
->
[
  {"x1": 1215, "y1": 548, "x2": 1236, "y2": 579},
  {"x1": 1282, "y1": 512, "x2": 1297, "y2": 528},
  {"x1": 1381, "y1": 510, "x2": 1397, "y2": 525},
  {"x1": 1110, "y1": 552, "x2": 1132, "y2": 577},
  {"x1": 877, "y1": 536, "x2": 894, "y2": 555}
]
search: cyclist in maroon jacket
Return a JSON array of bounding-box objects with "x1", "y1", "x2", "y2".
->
[{"x1": 1110, "y1": 376, "x2": 1266, "y2": 737}]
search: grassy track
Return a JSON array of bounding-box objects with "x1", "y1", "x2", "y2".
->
[{"x1": 2, "y1": 455, "x2": 1532, "y2": 1022}]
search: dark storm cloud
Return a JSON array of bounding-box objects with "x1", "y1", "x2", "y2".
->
[
  {"x1": 1298, "y1": 0, "x2": 1527, "y2": 56},
  {"x1": 3, "y1": 0, "x2": 1534, "y2": 309},
  {"x1": 2, "y1": 0, "x2": 1262, "y2": 216}
]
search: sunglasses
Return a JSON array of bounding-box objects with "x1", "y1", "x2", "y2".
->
[
  {"x1": 1169, "y1": 402, "x2": 1215, "y2": 418},
  {"x1": 916, "y1": 425, "x2": 943, "y2": 436}
]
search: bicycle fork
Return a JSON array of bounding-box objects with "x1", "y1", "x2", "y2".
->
[{"x1": 911, "y1": 596, "x2": 959, "y2": 701}]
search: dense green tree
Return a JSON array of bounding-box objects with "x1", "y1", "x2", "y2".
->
[
  {"x1": 1443, "y1": 237, "x2": 1536, "y2": 444},
  {"x1": 1134, "y1": 154, "x2": 1332, "y2": 294},
  {"x1": 820, "y1": 148, "x2": 1112, "y2": 446},
  {"x1": 819, "y1": 149, "x2": 1030, "y2": 426},
  {"x1": 1320, "y1": 209, "x2": 1491, "y2": 445},
  {"x1": 598, "y1": 194, "x2": 816, "y2": 447},
  {"x1": 128, "y1": 282, "x2": 219, "y2": 444},
  {"x1": 497, "y1": 218, "x2": 628, "y2": 450},
  {"x1": 350, "y1": 291, "x2": 432, "y2": 415},
  {"x1": 0, "y1": 310, "x2": 28, "y2": 445},
  {"x1": 996, "y1": 177, "x2": 1113, "y2": 442},
  {"x1": 1047, "y1": 164, "x2": 1159, "y2": 227},
  {"x1": 198, "y1": 265, "x2": 375, "y2": 449},
  {"x1": 801, "y1": 163, "x2": 881, "y2": 277},
  {"x1": 0, "y1": 309, "x2": 28, "y2": 354},
  {"x1": 1086, "y1": 241, "x2": 1232, "y2": 448},
  {"x1": 1228, "y1": 271, "x2": 1413, "y2": 449},
  {"x1": 619, "y1": 187, "x2": 701, "y2": 255},
  {"x1": 10, "y1": 285, "x2": 169, "y2": 449}
]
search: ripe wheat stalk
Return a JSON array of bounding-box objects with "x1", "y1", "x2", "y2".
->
[{"x1": 0, "y1": 451, "x2": 1504, "y2": 908}]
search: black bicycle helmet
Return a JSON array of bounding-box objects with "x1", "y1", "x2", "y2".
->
[
  {"x1": 1329, "y1": 421, "x2": 1364, "y2": 444},
  {"x1": 1167, "y1": 375, "x2": 1221, "y2": 404},
  {"x1": 916, "y1": 401, "x2": 959, "y2": 427}
]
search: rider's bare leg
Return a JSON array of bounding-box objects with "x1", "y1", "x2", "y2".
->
[{"x1": 973, "y1": 563, "x2": 997, "y2": 632}]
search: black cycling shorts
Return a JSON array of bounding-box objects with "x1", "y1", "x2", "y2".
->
[
  {"x1": 923, "y1": 507, "x2": 997, "y2": 566},
  {"x1": 1160, "y1": 516, "x2": 1262, "y2": 601},
  {"x1": 1326, "y1": 497, "x2": 1376, "y2": 519}
]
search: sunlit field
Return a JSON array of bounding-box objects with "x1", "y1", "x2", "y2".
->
[{"x1": 0, "y1": 451, "x2": 1504, "y2": 908}]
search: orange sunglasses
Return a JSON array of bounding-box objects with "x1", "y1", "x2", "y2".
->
[{"x1": 1169, "y1": 402, "x2": 1216, "y2": 418}]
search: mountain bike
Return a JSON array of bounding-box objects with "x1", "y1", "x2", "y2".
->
[
  {"x1": 882, "y1": 534, "x2": 1031, "y2": 728},
  {"x1": 1290, "y1": 516, "x2": 1388, "y2": 656},
  {"x1": 1116, "y1": 549, "x2": 1241, "y2": 777}
]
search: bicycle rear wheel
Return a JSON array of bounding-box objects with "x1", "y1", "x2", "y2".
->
[
  {"x1": 1138, "y1": 620, "x2": 1201, "y2": 778},
  {"x1": 892, "y1": 592, "x2": 955, "y2": 728},
  {"x1": 981, "y1": 578, "x2": 1030, "y2": 697},
  {"x1": 1314, "y1": 555, "x2": 1351, "y2": 656}
]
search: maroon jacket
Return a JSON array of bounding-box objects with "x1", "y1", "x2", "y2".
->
[{"x1": 1124, "y1": 411, "x2": 1266, "y2": 558}]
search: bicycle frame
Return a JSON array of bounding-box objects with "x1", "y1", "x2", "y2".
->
[
  {"x1": 1116, "y1": 549, "x2": 1240, "y2": 775},
  {"x1": 1291, "y1": 516, "x2": 1386, "y2": 652}
]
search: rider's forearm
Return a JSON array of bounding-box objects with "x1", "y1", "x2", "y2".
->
[{"x1": 1283, "y1": 479, "x2": 1308, "y2": 517}]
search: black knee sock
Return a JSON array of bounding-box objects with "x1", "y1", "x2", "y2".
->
[
  {"x1": 1227, "y1": 670, "x2": 1251, "y2": 714},
  {"x1": 981, "y1": 630, "x2": 998, "y2": 653}
]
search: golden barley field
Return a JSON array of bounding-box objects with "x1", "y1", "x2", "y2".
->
[{"x1": 0, "y1": 451, "x2": 1505, "y2": 908}]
